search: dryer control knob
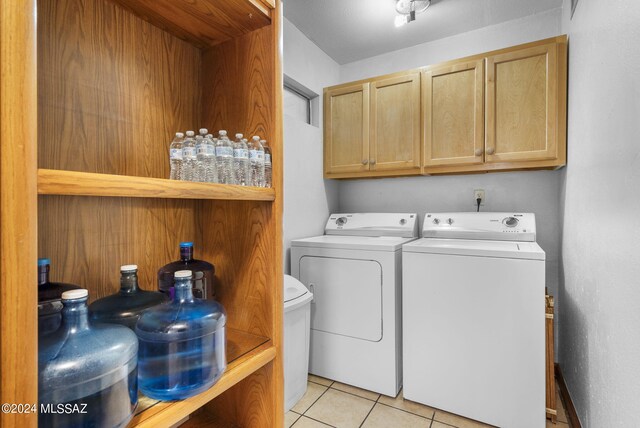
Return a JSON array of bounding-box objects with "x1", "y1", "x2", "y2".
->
[
  {"x1": 447, "y1": 218, "x2": 454, "y2": 225},
  {"x1": 399, "y1": 218, "x2": 407, "y2": 225},
  {"x1": 336, "y1": 217, "x2": 347, "y2": 226},
  {"x1": 503, "y1": 217, "x2": 519, "y2": 227},
  {"x1": 433, "y1": 218, "x2": 440, "y2": 225}
]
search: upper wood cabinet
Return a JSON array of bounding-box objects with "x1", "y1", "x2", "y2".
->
[
  {"x1": 423, "y1": 60, "x2": 484, "y2": 168},
  {"x1": 323, "y1": 35, "x2": 567, "y2": 178},
  {"x1": 486, "y1": 42, "x2": 563, "y2": 164},
  {"x1": 370, "y1": 73, "x2": 421, "y2": 173},
  {"x1": 324, "y1": 83, "x2": 370, "y2": 174}
]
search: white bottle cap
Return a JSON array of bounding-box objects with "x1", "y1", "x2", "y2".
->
[
  {"x1": 62, "y1": 289, "x2": 89, "y2": 300},
  {"x1": 219, "y1": 130, "x2": 227, "y2": 136},
  {"x1": 206, "y1": 134, "x2": 213, "y2": 138},
  {"x1": 260, "y1": 139, "x2": 267, "y2": 143},
  {"x1": 186, "y1": 130, "x2": 195, "y2": 137},
  {"x1": 252, "y1": 136, "x2": 260, "y2": 141},
  {"x1": 195, "y1": 135, "x2": 203, "y2": 139},
  {"x1": 175, "y1": 132, "x2": 184, "y2": 138},
  {"x1": 235, "y1": 133, "x2": 243, "y2": 139},
  {"x1": 174, "y1": 270, "x2": 192, "y2": 279},
  {"x1": 120, "y1": 264, "x2": 137, "y2": 272},
  {"x1": 199, "y1": 128, "x2": 208, "y2": 134}
]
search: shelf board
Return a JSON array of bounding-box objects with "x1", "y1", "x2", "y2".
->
[
  {"x1": 38, "y1": 169, "x2": 275, "y2": 201},
  {"x1": 108, "y1": 0, "x2": 272, "y2": 48},
  {"x1": 130, "y1": 329, "x2": 273, "y2": 428}
]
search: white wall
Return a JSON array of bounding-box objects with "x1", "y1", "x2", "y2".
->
[
  {"x1": 340, "y1": 8, "x2": 562, "y2": 81},
  {"x1": 337, "y1": 8, "x2": 565, "y2": 342},
  {"x1": 558, "y1": 1, "x2": 640, "y2": 426},
  {"x1": 283, "y1": 17, "x2": 340, "y2": 273}
]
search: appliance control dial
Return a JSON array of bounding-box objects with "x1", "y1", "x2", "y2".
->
[
  {"x1": 433, "y1": 218, "x2": 440, "y2": 225},
  {"x1": 336, "y1": 217, "x2": 347, "y2": 226},
  {"x1": 399, "y1": 218, "x2": 407, "y2": 225},
  {"x1": 503, "y1": 217, "x2": 519, "y2": 227},
  {"x1": 447, "y1": 218, "x2": 454, "y2": 225}
]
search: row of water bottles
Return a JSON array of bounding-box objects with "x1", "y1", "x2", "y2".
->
[{"x1": 169, "y1": 128, "x2": 272, "y2": 187}]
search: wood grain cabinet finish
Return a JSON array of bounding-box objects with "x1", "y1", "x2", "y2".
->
[
  {"x1": 324, "y1": 35, "x2": 567, "y2": 178},
  {"x1": 324, "y1": 83, "x2": 370, "y2": 175},
  {"x1": 486, "y1": 42, "x2": 563, "y2": 164},
  {"x1": 370, "y1": 73, "x2": 421, "y2": 172},
  {"x1": 423, "y1": 60, "x2": 484, "y2": 169}
]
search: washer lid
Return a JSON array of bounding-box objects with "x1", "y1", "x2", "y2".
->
[
  {"x1": 403, "y1": 238, "x2": 545, "y2": 260},
  {"x1": 291, "y1": 235, "x2": 417, "y2": 252}
]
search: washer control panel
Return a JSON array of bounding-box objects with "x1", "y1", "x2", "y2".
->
[
  {"x1": 423, "y1": 212, "x2": 536, "y2": 242},
  {"x1": 326, "y1": 213, "x2": 419, "y2": 238}
]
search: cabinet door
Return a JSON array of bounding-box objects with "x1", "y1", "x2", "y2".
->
[
  {"x1": 423, "y1": 60, "x2": 484, "y2": 168},
  {"x1": 324, "y1": 83, "x2": 370, "y2": 175},
  {"x1": 369, "y1": 73, "x2": 421, "y2": 172},
  {"x1": 486, "y1": 43, "x2": 559, "y2": 163}
]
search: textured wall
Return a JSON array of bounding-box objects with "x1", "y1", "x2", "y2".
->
[
  {"x1": 558, "y1": 0, "x2": 640, "y2": 426},
  {"x1": 283, "y1": 17, "x2": 340, "y2": 273}
]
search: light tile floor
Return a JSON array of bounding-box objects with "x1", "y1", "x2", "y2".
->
[{"x1": 286, "y1": 375, "x2": 571, "y2": 428}]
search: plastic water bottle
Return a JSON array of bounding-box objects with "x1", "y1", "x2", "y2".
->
[
  {"x1": 262, "y1": 139, "x2": 272, "y2": 188},
  {"x1": 248, "y1": 136, "x2": 265, "y2": 187},
  {"x1": 204, "y1": 133, "x2": 218, "y2": 183},
  {"x1": 215, "y1": 130, "x2": 235, "y2": 184},
  {"x1": 169, "y1": 132, "x2": 184, "y2": 180},
  {"x1": 233, "y1": 133, "x2": 250, "y2": 186},
  {"x1": 180, "y1": 131, "x2": 197, "y2": 181},
  {"x1": 194, "y1": 135, "x2": 206, "y2": 182}
]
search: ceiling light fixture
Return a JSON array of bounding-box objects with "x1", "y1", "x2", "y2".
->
[{"x1": 394, "y1": 0, "x2": 431, "y2": 27}]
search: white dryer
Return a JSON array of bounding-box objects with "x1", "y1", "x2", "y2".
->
[
  {"x1": 291, "y1": 213, "x2": 418, "y2": 396},
  {"x1": 403, "y1": 213, "x2": 545, "y2": 428}
]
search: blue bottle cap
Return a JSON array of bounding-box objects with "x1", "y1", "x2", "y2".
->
[
  {"x1": 38, "y1": 258, "x2": 51, "y2": 266},
  {"x1": 180, "y1": 242, "x2": 194, "y2": 248}
]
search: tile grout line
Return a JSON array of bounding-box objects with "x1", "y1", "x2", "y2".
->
[
  {"x1": 357, "y1": 399, "x2": 377, "y2": 428},
  {"x1": 301, "y1": 382, "x2": 333, "y2": 418},
  {"x1": 288, "y1": 410, "x2": 302, "y2": 427},
  {"x1": 375, "y1": 401, "x2": 434, "y2": 421},
  {"x1": 328, "y1": 384, "x2": 380, "y2": 403}
]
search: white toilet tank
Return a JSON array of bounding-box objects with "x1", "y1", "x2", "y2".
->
[{"x1": 284, "y1": 274, "x2": 313, "y2": 412}]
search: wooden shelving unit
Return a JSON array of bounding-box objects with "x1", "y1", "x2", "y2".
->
[
  {"x1": 38, "y1": 169, "x2": 276, "y2": 201},
  {"x1": 0, "y1": 0, "x2": 283, "y2": 426}
]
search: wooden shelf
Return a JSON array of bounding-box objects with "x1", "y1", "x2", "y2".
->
[
  {"x1": 130, "y1": 329, "x2": 273, "y2": 428},
  {"x1": 38, "y1": 169, "x2": 276, "y2": 201},
  {"x1": 108, "y1": 0, "x2": 272, "y2": 48}
]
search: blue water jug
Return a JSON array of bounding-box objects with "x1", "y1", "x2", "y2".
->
[
  {"x1": 38, "y1": 289, "x2": 138, "y2": 427},
  {"x1": 89, "y1": 264, "x2": 168, "y2": 329},
  {"x1": 136, "y1": 270, "x2": 226, "y2": 400}
]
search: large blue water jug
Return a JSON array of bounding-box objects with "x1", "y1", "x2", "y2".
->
[
  {"x1": 38, "y1": 289, "x2": 138, "y2": 427},
  {"x1": 136, "y1": 270, "x2": 226, "y2": 400},
  {"x1": 89, "y1": 264, "x2": 168, "y2": 329}
]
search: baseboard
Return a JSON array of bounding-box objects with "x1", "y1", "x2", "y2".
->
[{"x1": 555, "y1": 363, "x2": 582, "y2": 428}]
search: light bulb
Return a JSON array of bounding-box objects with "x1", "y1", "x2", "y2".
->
[{"x1": 394, "y1": 14, "x2": 408, "y2": 27}]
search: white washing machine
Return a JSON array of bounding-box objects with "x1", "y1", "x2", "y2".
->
[
  {"x1": 291, "y1": 213, "x2": 418, "y2": 396},
  {"x1": 403, "y1": 213, "x2": 545, "y2": 428}
]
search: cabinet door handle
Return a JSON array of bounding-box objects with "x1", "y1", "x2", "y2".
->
[
  {"x1": 370, "y1": 159, "x2": 376, "y2": 165},
  {"x1": 474, "y1": 148, "x2": 484, "y2": 156},
  {"x1": 362, "y1": 159, "x2": 368, "y2": 165},
  {"x1": 486, "y1": 147, "x2": 495, "y2": 155}
]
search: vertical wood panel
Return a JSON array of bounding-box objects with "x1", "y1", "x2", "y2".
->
[
  {"x1": 323, "y1": 83, "x2": 370, "y2": 175},
  {"x1": 38, "y1": 0, "x2": 202, "y2": 178},
  {"x1": 423, "y1": 60, "x2": 484, "y2": 168},
  {"x1": 486, "y1": 43, "x2": 559, "y2": 163},
  {"x1": 0, "y1": 0, "x2": 39, "y2": 425},
  {"x1": 370, "y1": 73, "x2": 421, "y2": 172},
  {"x1": 200, "y1": 2, "x2": 283, "y2": 426}
]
